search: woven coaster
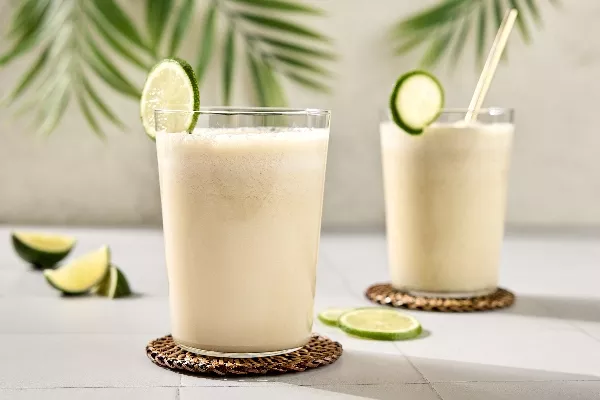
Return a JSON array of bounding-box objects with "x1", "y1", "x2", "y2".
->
[
  {"x1": 366, "y1": 283, "x2": 515, "y2": 312},
  {"x1": 146, "y1": 334, "x2": 343, "y2": 376}
]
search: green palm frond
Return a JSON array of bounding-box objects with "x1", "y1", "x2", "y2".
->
[
  {"x1": 0, "y1": 0, "x2": 334, "y2": 137},
  {"x1": 392, "y1": 0, "x2": 558, "y2": 69},
  {"x1": 209, "y1": 0, "x2": 334, "y2": 106}
]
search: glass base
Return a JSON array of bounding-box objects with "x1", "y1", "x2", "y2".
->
[
  {"x1": 175, "y1": 341, "x2": 302, "y2": 358},
  {"x1": 401, "y1": 287, "x2": 497, "y2": 298}
]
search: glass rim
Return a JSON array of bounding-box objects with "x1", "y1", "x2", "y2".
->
[
  {"x1": 154, "y1": 106, "x2": 331, "y2": 116},
  {"x1": 438, "y1": 107, "x2": 514, "y2": 115}
]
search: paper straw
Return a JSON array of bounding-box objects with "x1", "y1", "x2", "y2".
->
[{"x1": 465, "y1": 9, "x2": 518, "y2": 122}]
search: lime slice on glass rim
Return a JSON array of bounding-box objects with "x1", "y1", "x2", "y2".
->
[
  {"x1": 389, "y1": 70, "x2": 444, "y2": 135},
  {"x1": 11, "y1": 231, "x2": 76, "y2": 269},
  {"x1": 339, "y1": 308, "x2": 422, "y2": 340},
  {"x1": 43, "y1": 246, "x2": 110, "y2": 295},
  {"x1": 140, "y1": 58, "x2": 200, "y2": 140},
  {"x1": 318, "y1": 308, "x2": 353, "y2": 327}
]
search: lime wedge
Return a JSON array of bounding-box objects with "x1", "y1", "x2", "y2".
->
[
  {"x1": 339, "y1": 308, "x2": 422, "y2": 340},
  {"x1": 318, "y1": 308, "x2": 353, "y2": 327},
  {"x1": 140, "y1": 58, "x2": 199, "y2": 140},
  {"x1": 94, "y1": 265, "x2": 132, "y2": 299},
  {"x1": 389, "y1": 70, "x2": 444, "y2": 135},
  {"x1": 43, "y1": 246, "x2": 110, "y2": 295},
  {"x1": 12, "y1": 232, "x2": 76, "y2": 269}
]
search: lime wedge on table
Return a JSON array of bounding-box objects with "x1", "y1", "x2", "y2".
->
[
  {"x1": 389, "y1": 70, "x2": 444, "y2": 135},
  {"x1": 339, "y1": 308, "x2": 422, "y2": 340},
  {"x1": 140, "y1": 58, "x2": 200, "y2": 140},
  {"x1": 318, "y1": 308, "x2": 353, "y2": 327},
  {"x1": 94, "y1": 265, "x2": 132, "y2": 299},
  {"x1": 44, "y1": 246, "x2": 110, "y2": 295},
  {"x1": 11, "y1": 232, "x2": 76, "y2": 269}
]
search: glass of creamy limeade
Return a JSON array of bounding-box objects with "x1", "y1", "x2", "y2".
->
[
  {"x1": 380, "y1": 71, "x2": 514, "y2": 297},
  {"x1": 141, "y1": 59, "x2": 330, "y2": 357}
]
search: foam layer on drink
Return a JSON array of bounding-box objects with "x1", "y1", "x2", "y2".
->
[
  {"x1": 156, "y1": 127, "x2": 329, "y2": 353},
  {"x1": 380, "y1": 120, "x2": 514, "y2": 295}
]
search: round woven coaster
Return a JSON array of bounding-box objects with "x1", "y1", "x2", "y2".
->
[
  {"x1": 146, "y1": 334, "x2": 343, "y2": 376},
  {"x1": 365, "y1": 283, "x2": 515, "y2": 312}
]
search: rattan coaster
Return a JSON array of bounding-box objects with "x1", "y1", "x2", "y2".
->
[
  {"x1": 366, "y1": 283, "x2": 515, "y2": 312},
  {"x1": 146, "y1": 334, "x2": 343, "y2": 376}
]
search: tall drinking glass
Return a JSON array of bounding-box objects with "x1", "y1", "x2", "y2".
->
[
  {"x1": 155, "y1": 108, "x2": 330, "y2": 357},
  {"x1": 380, "y1": 108, "x2": 514, "y2": 297}
]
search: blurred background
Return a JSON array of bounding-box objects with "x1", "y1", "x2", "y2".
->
[{"x1": 0, "y1": 0, "x2": 597, "y2": 232}]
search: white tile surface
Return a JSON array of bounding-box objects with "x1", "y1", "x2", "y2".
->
[
  {"x1": 0, "y1": 297, "x2": 170, "y2": 334},
  {"x1": 433, "y1": 381, "x2": 600, "y2": 400},
  {"x1": 0, "y1": 334, "x2": 180, "y2": 389},
  {"x1": 313, "y1": 384, "x2": 441, "y2": 400},
  {"x1": 2, "y1": 228, "x2": 600, "y2": 398},
  {"x1": 397, "y1": 326, "x2": 600, "y2": 382},
  {"x1": 0, "y1": 388, "x2": 178, "y2": 400},
  {"x1": 181, "y1": 385, "x2": 367, "y2": 399}
]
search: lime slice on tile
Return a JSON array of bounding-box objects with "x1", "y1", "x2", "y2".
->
[
  {"x1": 339, "y1": 308, "x2": 422, "y2": 340},
  {"x1": 389, "y1": 70, "x2": 444, "y2": 135},
  {"x1": 140, "y1": 58, "x2": 199, "y2": 140},
  {"x1": 11, "y1": 232, "x2": 76, "y2": 269},
  {"x1": 94, "y1": 265, "x2": 132, "y2": 299},
  {"x1": 318, "y1": 308, "x2": 353, "y2": 327},
  {"x1": 43, "y1": 246, "x2": 110, "y2": 295}
]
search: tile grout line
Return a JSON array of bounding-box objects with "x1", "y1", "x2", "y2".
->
[
  {"x1": 318, "y1": 250, "x2": 364, "y2": 300},
  {"x1": 3, "y1": 379, "x2": 600, "y2": 390},
  {"x1": 402, "y1": 354, "x2": 445, "y2": 400},
  {"x1": 523, "y1": 296, "x2": 600, "y2": 344}
]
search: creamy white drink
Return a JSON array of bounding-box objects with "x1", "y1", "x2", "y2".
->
[
  {"x1": 157, "y1": 126, "x2": 329, "y2": 356},
  {"x1": 380, "y1": 119, "x2": 514, "y2": 296}
]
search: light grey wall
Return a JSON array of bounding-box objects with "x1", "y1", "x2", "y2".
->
[{"x1": 0, "y1": 0, "x2": 598, "y2": 230}]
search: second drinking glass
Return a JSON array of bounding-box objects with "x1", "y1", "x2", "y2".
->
[{"x1": 380, "y1": 109, "x2": 514, "y2": 298}]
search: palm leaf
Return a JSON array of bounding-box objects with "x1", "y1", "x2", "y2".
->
[
  {"x1": 146, "y1": 0, "x2": 173, "y2": 55},
  {"x1": 228, "y1": 0, "x2": 324, "y2": 15},
  {"x1": 223, "y1": 26, "x2": 236, "y2": 105},
  {"x1": 85, "y1": 36, "x2": 141, "y2": 97},
  {"x1": 391, "y1": 0, "x2": 558, "y2": 68},
  {"x1": 508, "y1": 0, "x2": 531, "y2": 43},
  {"x1": 82, "y1": 80, "x2": 126, "y2": 129},
  {"x1": 476, "y1": 2, "x2": 487, "y2": 67},
  {"x1": 394, "y1": 35, "x2": 429, "y2": 55},
  {"x1": 237, "y1": 12, "x2": 331, "y2": 42},
  {"x1": 1, "y1": 46, "x2": 49, "y2": 104},
  {"x1": 89, "y1": 0, "x2": 150, "y2": 53},
  {"x1": 168, "y1": 0, "x2": 196, "y2": 56},
  {"x1": 7, "y1": 0, "x2": 45, "y2": 37},
  {"x1": 272, "y1": 53, "x2": 332, "y2": 77},
  {"x1": 394, "y1": 0, "x2": 469, "y2": 33},
  {"x1": 524, "y1": 0, "x2": 542, "y2": 25},
  {"x1": 284, "y1": 72, "x2": 331, "y2": 93},
  {"x1": 196, "y1": 3, "x2": 217, "y2": 84},
  {"x1": 87, "y1": 8, "x2": 151, "y2": 70},
  {"x1": 420, "y1": 31, "x2": 453, "y2": 67},
  {"x1": 251, "y1": 35, "x2": 337, "y2": 60},
  {"x1": 449, "y1": 18, "x2": 470, "y2": 66},
  {"x1": 37, "y1": 80, "x2": 70, "y2": 136},
  {"x1": 76, "y1": 92, "x2": 105, "y2": 138},
  {"x1": 247, "y1": 52, "x2": 268, "y2": 106}
]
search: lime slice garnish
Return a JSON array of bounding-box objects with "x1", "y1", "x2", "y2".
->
[
  {"x1": 140, "y1": 58, "x2": 200, "y2": 140},
  {"x1": 339, "y1": 308, "x2": 422, "y2": 340},
  {"x1": 11, "y1": 232, "x2": 76, "y2": 269},
  {"x1": 94, "y1": 265, "x2": 132, "y2": 299},
  {"x1": 43, "y1": 246, "x2": 110, "y2": 295},
  {"x1": 389, "y1": 70, "x2": 444, "y2": 135},
  {"x1": 318, "y1": 308, "x2": 353, "y2": 327}
]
